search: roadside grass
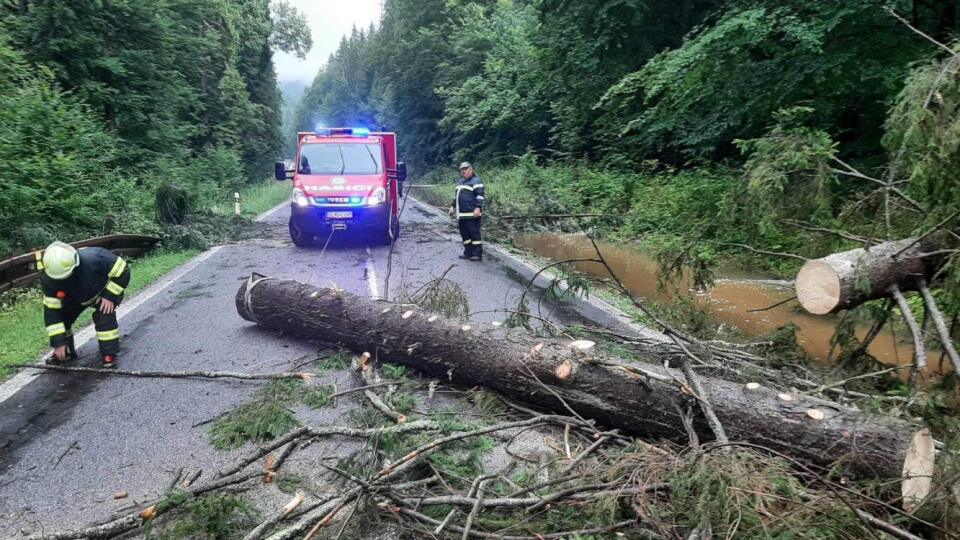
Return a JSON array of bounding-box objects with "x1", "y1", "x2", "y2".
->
[
  {"x1": 210, "y1": 179, "x2": 291, "y2": 219},
  {"x1": 0, "y1": 249, "x2": 198, "y2": 380},
  {"x1": 0, "y1": 180, "x2": 291, "y2": 382}
]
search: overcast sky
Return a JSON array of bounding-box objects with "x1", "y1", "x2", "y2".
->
[{"x1": 273, "y1": 0, "x2": 382, "y2": 84}]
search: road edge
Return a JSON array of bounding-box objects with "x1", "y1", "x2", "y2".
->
[
  {"x1": 406, "y1": 196, "x2": 666, "y2": 341},
  {"x1": 0, "y1": 200, "x2": 290, "y2": 404}
]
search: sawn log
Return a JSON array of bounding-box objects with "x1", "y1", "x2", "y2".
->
[
  {"x1": 236, "y1": 275, "x2": 923, "y2": 479},
  {"x1": 795, "y1": 233, "x2": 955, "y2": 314}
]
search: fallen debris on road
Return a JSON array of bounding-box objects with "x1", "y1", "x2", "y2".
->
[{"x1": 234, "y1": 273, "x2": 925, "y2": 480}]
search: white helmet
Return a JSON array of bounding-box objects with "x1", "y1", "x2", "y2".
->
[{"x1": 42, "y1": 241, "x2": 80, "y2": 280}]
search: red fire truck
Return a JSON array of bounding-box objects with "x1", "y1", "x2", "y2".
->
[{"x1": 275, "y1": 127, "x2": 406, "y2": 247}]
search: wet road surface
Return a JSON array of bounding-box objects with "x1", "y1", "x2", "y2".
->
[{"x1": 0, "y1": 199, "x2": 594, "y2": 535}]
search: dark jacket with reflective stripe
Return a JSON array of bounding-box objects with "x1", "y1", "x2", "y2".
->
[
  {"x1": 453, "y1": 175, "x2": 484, "y2": 218},
  {"x1": 42, "y1": 247, "x2": 130, "y2": 346}
]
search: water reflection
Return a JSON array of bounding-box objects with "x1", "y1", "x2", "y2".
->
[{"x1": 516, "y1": 233, "x2": 950, "y2": 376}]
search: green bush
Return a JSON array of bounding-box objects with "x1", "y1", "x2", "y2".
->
[{"x1": 0, "y1": 67, "x2": 131, "y2": 252}]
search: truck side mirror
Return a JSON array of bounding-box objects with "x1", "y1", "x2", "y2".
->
[{"x1": 275, "y1": 161, "x2": 292, "y2": 181}]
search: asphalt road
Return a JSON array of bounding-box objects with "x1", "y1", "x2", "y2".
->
[{"x1": 0, "y1": 198, "x2": 594, "y2": 535}]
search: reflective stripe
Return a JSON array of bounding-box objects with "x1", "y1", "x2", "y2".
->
[
  {"x1": 43, "y1": 296, "x2": 62, "y2": 309},
  {"x1": 105, "y1": 280, "x2": 124, "y2": 295},
  {"x1": 34, "y1": 251, "x2": 44, "y2": 270},
  {"x1": 97, "y1": 329, "x2": 120, "y2": 341},
  {"x1": 456, "y1": 185, "x2": 474, "y2": 191},
  {"x1": 475, "y1": 195, "x2": 484, "y2": 200},
  {"x1": 473, "y1": 241, "x2": 483, "y2": 245},
  {"x1": 457, "y1": 213, "x2": 476, "y2": 218},
  {"x1": 47, "y1": 323, "x2": 66, "y2": 337},
  {"x1": 463, "y1": 239, "x2": 471, "y2": 244},
  {"x1": 108, "y1": 257, "x2": 127, "y2": 278},
  {"x1": 473, "y1": 183, "x2": 484, "y2": 188}
]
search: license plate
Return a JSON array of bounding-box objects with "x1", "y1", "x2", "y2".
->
[{"x1": 326, "y1": 211, "x2": 353, "y2": 219}]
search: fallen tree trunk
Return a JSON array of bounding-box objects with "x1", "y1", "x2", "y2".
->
[
  {"x1": 236, "y1": 275, "x2": 923, "y2": 479},
  {"x1": 795, "y1": 233, "x2": 955, "y2": 314}
]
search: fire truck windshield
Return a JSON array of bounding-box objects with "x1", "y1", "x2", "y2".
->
[{"x1": 298, "y1": 143, "x2": 382, "y2": 175}]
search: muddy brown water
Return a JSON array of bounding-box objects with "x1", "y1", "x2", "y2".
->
[{"x1": 517, "y1": 233, "x2": 951, "y2": 377}]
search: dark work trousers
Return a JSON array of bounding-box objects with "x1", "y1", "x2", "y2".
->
[
  {"x1": 457, "y1": 217, "x2": 483, "y2": 258},
  {"x1": 59, "y1": 297, "x2": 123, "y2": 356}
]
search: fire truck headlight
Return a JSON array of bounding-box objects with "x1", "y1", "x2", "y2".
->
[
  {"x1": 365, "y1": 187, "x2": 386, "y2": 206},
  {"x1": 292, "y1": 188, "x2": 309, "y2": 207}
]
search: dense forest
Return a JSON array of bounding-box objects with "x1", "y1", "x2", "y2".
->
[
  {"x1": 296, "y1": 0, "x2": 960, "y2": 351},
  {"x1": 297, "y1": 0, "x2": 960, "y2": 266},
  {"x1": 0, "y1": 0, "x2": 311, "y2": 255}
]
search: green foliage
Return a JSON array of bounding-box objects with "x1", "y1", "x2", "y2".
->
[
  {"x1": 0, "y1": 39, "x2": 130, "y2": 250},
  {"x1": 645, "y1": 450, "x2": 871, "y2": 538},
  {"x1": 269, "y1": 2, "x2": 313, "y2": 59},
  {"x1": 155, "y1": 183, "x2": 189, "y2": 225},
  {"x1": 0, "y1": 0, "x2": 307, "y2": 250},
  {"x1": 381, "y1": 363, "x2": 408, "y2": 380},
  {"x1": 315, "y1": 351, "x2": 352, "y2": 371},
  {"x1": 145, "y1": 492, "x2": 259, "y2": 540},
  {"x1": 437, "y1": 3, "x2": 549, "y2": 160},
  {"x1": 427, "y1": 435, "x2": 495, "y2": 487},
  {"x1": 598, "y1": 1, "x2": 926, "y2": 164},
  {"x1": 386, "y1": 392, "x2": 417, "y2": 414},
  {"x1": 208, "y1": 394, "x2": 299, "y2": 450},
  {"x1": 208, "y1": 379, "x2": 335, "y2": 449},
  {"x1": 400, "y1": 273, "x2": 470, "y2": 320}
]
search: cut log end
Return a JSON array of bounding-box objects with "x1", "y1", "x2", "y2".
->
[
  {"x1": 796, "y1": 260, "x2": 842, "y2": 315},
  {"x1": 902, "y1": 428, "x2": 935, "y2": 512},
  {"x1": 555, "y1": 360, "x2": 573, "y2": 380}
]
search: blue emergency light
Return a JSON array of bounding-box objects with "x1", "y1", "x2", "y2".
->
[{"x1": 314, "y1": 126, "x2": 371, "y2": 137}]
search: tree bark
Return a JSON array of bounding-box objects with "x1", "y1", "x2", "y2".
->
[
  {"x1": 236, "y1": 275, "x2": 922, "y2": 479},
  {"x1": 795, "y1": 233, "x2": 954, "y2": 314}
]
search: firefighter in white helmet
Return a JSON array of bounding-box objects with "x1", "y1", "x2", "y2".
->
[{"x1": 37, "y1": 241, "x2": 131, "y2": 369}]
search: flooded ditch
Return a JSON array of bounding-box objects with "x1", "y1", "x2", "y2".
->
[{"x1": 517, "y1": 233, "x2": 951, "y2": 377}]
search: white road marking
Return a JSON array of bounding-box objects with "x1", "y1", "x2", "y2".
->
[
  {"x1": 256, "y1": 199, "x2": 290, "y2": 222},
  {"x1": 0, "y1": 200, "x2": 290, "y2": 404},
  {"x1": 365, "y1": 246, "x2": 380, "y2": 299}
]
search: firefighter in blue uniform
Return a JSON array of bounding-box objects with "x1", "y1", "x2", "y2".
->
[
  {"x1": 448, "y1": 162, "x2": 484, "y2": 261},
  {"x1": 38, "y1": 241, "x2": 131, "y2": 369}
]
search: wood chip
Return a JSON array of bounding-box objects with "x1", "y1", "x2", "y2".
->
[
  {"x1": 113, "y1": 491, "x2": 128, "y2": 500},
  {"x1": 139, "y1": 505, "x2": 157, "y2": 520},
  {"x1": 309, "y1": 291, "x2": 319, "y2": 298},
  {"x1": 554, "y1": 360, "x2": 573, "y2": 380},
  {"x1": 491, "y1": 321, "x2": 502, "y2": 327},
  {"x1": 427, "y1": 315, "x2": 439, "y2": 322},
  {"x1": 745, "y1": 382, "x2": 761, "y2": 390},
  {"x1": 282, "y1": 492, "x2": 306, "y2": 518},
  {"x1": 569, "y1": 340, "x2": 596, "y2": 351},
  {"x1": 531, "y1": 343, "x2": 544, "y2": 354},
  {"x1": 381, "y1": 307, "x2": 392, "y2": 314},
  {"x1": 358, "y1": 352, "x2": 372, "y2": 370},
  {"x1": 806, "y1": 409, "x2": 825, "y2": 421},
  {"x1": 460, "y1": 324, "x2": 472, "y2": 332},
  {"x1": 778, "y1": 393, "x2": 794, "y2": 402},
  {"x1": 401, "y1": 310, "x2": 414, "y2": 319}
]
